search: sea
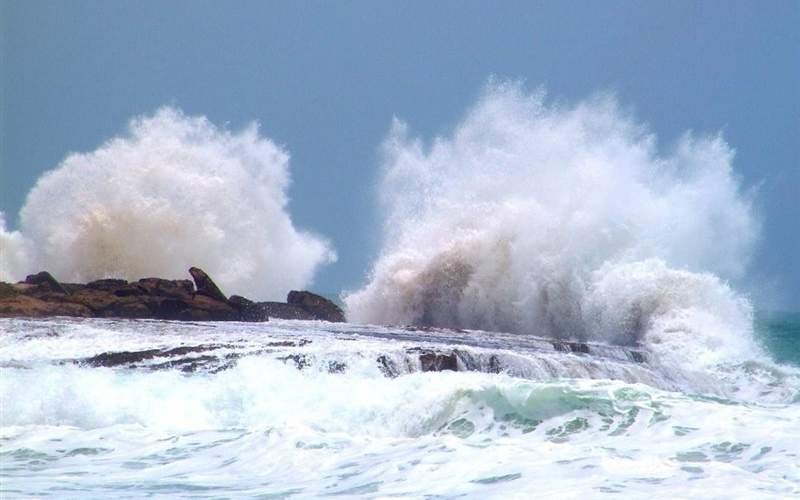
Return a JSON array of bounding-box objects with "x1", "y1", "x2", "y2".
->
[{"x1": 1, "y1": 313, "x2": 798, "y2": 499}]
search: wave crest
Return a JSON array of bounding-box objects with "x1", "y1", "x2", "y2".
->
[{"x1": 346, "y1": 81, "x2": 759, "y2": 365}]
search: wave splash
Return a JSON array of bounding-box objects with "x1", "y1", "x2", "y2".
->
[
  {"x1": 0, "y1": 107, "x2": 335, "y2": 299},
  {"x1": 346, "y1": 81, "x2": 759, "y2": 368}
]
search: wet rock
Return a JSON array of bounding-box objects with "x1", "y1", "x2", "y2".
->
[
  {"x1": 627, "y1": 351, "x2": 647, "y2": 363},
  {"x1": 415, "y1": 349, "x2": 459, "y2": 372},
  {"x1": 256, "y1": 302, "x2": 315, "y2": 321},
  {"x1": 0, "y1": 294, "x2": 92, "y2": 317},
  {"x1": 178, "y1": 294, "x2": 239, "y2": 321},
  {"x1": 138, "y1": 278, "x2": 194, "y2": 297},
  {"x1": 279, "y1": 353, "x2": 312, "y2": 369},
  {"x1": 287, "y1": 290, "x2": 345, "y2": 322},
  {"x1": 552, "y1": 341, "x2": 590, "y2": 354},
  {"x1": 86, "y1": 279, "x2": 128, "y2": 291},
  {"x1": 1, "y1": 268, "x2": 337, "y2": 324},
  {"x1": 228, "y1": 295, "x2": 269, "y2": 322},
  {"x1": 188, "y1": 267, "x2": 227, "y2": 303},
  {"x1": 24, "y1": 271, "x2": 69, "y2": 295}
]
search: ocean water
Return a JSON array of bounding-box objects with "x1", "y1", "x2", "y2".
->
[{"x1": 1, "y1": 315, "x2": 798, "y2": 499}]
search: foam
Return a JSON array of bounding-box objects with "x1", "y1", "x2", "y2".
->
[
  {"x1": 3, "y1": 107, "x2": 335, "y2": 299},
  {"x1": 346, "y1": 81, "x2": 759, "y2": 368}
]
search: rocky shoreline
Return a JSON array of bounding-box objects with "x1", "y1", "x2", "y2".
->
[{"x1": 0, "y1": 267, "x2": 344, "y2": 323}]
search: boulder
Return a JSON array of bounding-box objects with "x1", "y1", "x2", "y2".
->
[
  {"x1": 24, "y1": 271, "x2": 69, "y2": 295},
  {"x1": 287, "y1": 290, "x2": 345, "y2": 322},
  {"x1": 415, "y1": 349, "x2": 459, "y2": 372},
  {"x1": 256, "y1": 301, "x2": 315, "y2": 320},
  {"x1": 228, "y1": 295, "x2": 269, "y2": 322},
  {"x1": 188, "y1": 267, "x2": 227, "y2": 303}
]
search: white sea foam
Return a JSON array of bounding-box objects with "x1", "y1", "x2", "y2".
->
[
  {"x1": 1, "y1": 107, "x2": 335, "y2": 299},
  {"x1": 346, "y1": 81, "x2": 759, "y2": 369}
]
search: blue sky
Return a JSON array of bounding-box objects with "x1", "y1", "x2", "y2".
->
[{"x1": 2, "y1": 1, "x2": 798, "y2": 308}]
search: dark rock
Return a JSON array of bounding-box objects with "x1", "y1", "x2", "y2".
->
[
  {"x1": 113, "y1": 287, "x2": 143, "y2": 297},
  {"x1": 101, "y1": 296, "x2": 152, "y2": 318},
  {"x1": 377, "y1": 354, "x2": 400, "y2": 377},
  {"x1": 138, "y1": 278, "x2": 194, "y2": 297},
  {"x1": 228, "y1": 295, "x2": 254, "y2": 308},
  {"x1": 1, "y1": 268, "x2": 333, "y2": 324},
  {"x1": 24, "y1": 271, "x2": 69, "y2": 295},
  {"x1": 255, "y1": 302, "x2": 315, "y2": 320},
  {"x1": 188, "y1": 267, "x2": 227, "y2": 303},
  {"x1": 287, "y1": 290, "x2": 345, "y2": 322},
  {"x1": 228, "y1": 295, "x2": 269, "y2": 322},
  {"x1": 551, "y1": 341, "x2": 590, "y2": 354},
  {"x1": 279, "y1": 353, "x2": 312, "y2": 369},
  {"x1": 627, "y1": 351, "x2": 647, "y2": 363},
  {"x1": 567, "y1": 342, "x2": 590, "y2": 354},
  {"x1": 416, "y1": 350, "x2": 459, "y2": 372},
  {"x1": 175, "y1": 294, "x2": 239, "y2": 321},
  {"x1": 86, "y1": 279, "x2": 128, "y2": 291}
]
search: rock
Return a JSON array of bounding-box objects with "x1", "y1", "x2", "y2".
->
[
  {"x1": 415, "y1": 350, "x2": 459, "y2": 372},
  {"x1": 228, "y1": 295, "x2": 269, "y2": 322},
  {"x1": 138, "y1": 278, "x2": 194, "y2": 297},
  {"x1": 255, "y1": 301, "x2": 315, "y2": 320},
  {"x1": 176, "y1": 294, "x2": 239, "y2": 321},
  {"x1": 0, "y1": 268, "x2": 337, "y2": 324},
  {"x1": 86, "y1": 279, "x2": 128, "y2": 291},
  {"x1": 68, "y1": 288, "x2": 130, "y2": 313},
  {"x1": 0, "y1": 294, "x2": 92, "y2": 317},
  {"x1": 286, "y1": 290, "x2": 345, "y2": 322},
  {"x1": 24, "y1": 271, "x2": 69, "y2": 295},
  {"x1": 188, "y1": 267, "x2": 227, "y2": 303},
  {"x1": 0, "y1": 282, "x2": 20, "y2": 299}
]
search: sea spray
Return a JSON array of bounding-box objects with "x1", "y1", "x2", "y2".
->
[
  {"x1": 346, "y1": 81, "x2": 759, "y2": 368},
  {"x1": 1, "y1": 107, "x2": 335, "y2": 299}
]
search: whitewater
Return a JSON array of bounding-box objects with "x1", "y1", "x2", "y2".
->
[
  {"x1": 2, "y1": 82, "x2": 799, "y2": 498},
  {"x1": 1, "y1": 317, "x2": 799, "y2": 498}
]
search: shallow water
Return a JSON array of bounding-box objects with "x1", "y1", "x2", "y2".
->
[{"x1": 1, "y1": 317, "x2": 799, "y2": 499}]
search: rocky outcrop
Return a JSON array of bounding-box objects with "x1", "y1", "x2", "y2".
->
[
  {"x1": 25, "y1": 271, "x2": 70, "y2": 295},
  {"x1": 287, "y1": 290, "x2": 345, "y2": 322},
  {"x1": 0, "y1": 267, "x2": 345, "y2": 323},
  {"x1": 189, "y1": 267, "x2": 227, "y2": 302}
]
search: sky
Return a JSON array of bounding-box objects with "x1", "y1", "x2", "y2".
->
[{"x1": 1, "y1": 1, "x2": 798, "y2": 309}]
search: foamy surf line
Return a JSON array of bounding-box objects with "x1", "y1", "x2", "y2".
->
[{"x1": 1, "y1": 318, "x2": 799, "y2": 499}]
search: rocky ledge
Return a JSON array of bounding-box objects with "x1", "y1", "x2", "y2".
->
[{"x1": 0, "y1": 267, "x2": 344, "y2": 323}]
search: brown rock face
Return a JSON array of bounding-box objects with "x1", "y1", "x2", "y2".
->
[
  {"x1": 0, "y1": 294, "x2": 92, "y2": 317},
  {"x1": 24, "y1": 271, "x2": 70, "y2": 295},
  {"x1": 0, "y1": 267, "x2": 341, "y2": 323},
  {"x1": 286, "y1": 291, "x2": 345, "y2": 322},
  {"x1": 188, "y1": 267, "x2": 227, "y2": 303}
]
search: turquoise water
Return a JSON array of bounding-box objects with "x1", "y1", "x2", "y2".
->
[{"x1": 757, "y1": 311, "x2": 800, "y2": 366}]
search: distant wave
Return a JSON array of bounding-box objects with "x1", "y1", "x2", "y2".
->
[
  {"x1": 0, "y1": 107, "x2": 335, "y2": 299},
  {"x1": 346, "y1": 80, "x2": 760, "y2": 369}
]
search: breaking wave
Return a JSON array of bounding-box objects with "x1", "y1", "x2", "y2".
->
[
  {"x1": 0, "y1": 107, "x2": 335, "y2": 299},
  {"x1": 346, "y1": 81, "x2": 760, "y2": 367}
]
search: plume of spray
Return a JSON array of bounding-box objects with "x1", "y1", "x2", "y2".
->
[
  {"x1": 345, "y1": 81, "x2": 759, "y2": 367},
  {"x1": 1, "y1": 107, "x2": 335, "y2": 299}
]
